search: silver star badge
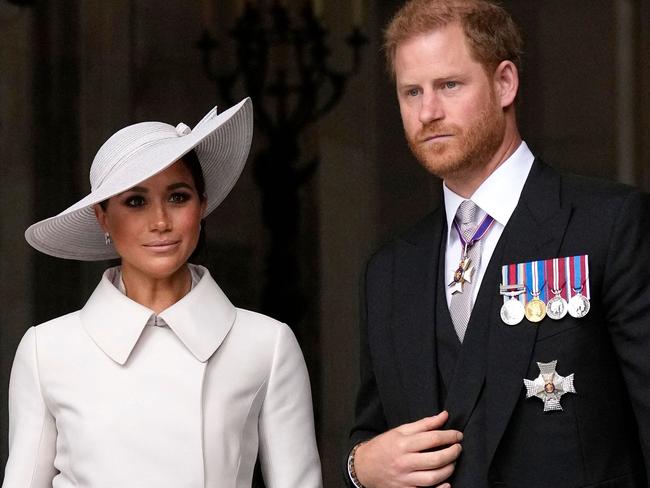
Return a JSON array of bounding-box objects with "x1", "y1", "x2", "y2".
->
[
  {"x1": 523, "y1": 360, "x2": 576, "y2": 412},
  {"x1": 448, "y1": 257, "x2": 475, "y2": 295}
]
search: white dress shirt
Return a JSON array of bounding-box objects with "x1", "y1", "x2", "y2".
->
[{"x1": 443, "y1": 141, "x2": 535, "y2": 307}]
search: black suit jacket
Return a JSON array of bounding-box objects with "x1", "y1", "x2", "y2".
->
[{"x1": 348, "y1": 160, "x2": 650, "y2": 487}]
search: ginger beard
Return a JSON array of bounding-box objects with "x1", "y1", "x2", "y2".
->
[{"x1": 406, "y1": 90, "x2": 506, "y2": 181}]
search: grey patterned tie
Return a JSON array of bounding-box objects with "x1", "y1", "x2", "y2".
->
[{"x1": 449, "y1": 200, "x2": 483, "y2": 342}]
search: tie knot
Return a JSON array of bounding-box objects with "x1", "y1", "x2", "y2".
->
[{"x1": 456, "y1": 200, "x2": 479, "y2": 225}]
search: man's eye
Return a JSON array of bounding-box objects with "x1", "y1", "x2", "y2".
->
[
  {"x1": 125, "y1": 196, "x2": 145, "y2": 207},
  {"x1": 169, "y1": 192, "x2": 190, "y2": 204},
  {"x1": 444, "y1": 81, "x2": 458, "y2": 89}
]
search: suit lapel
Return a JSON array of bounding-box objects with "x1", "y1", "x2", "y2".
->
[
  {"x1": 485, "y1": 159, "x2": 573, "y2": 465},
  {"x1": 392, "y1": 210, "x2": 445, "y2": 420}
]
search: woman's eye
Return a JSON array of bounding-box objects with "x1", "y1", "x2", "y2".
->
[
  {"x1": 406, "y1": 88, "x2": 420, "y2": 97},
  {"x1": 125, "y1": 196, "x2": 146, "y2": 208},
  {"x1": 169, "y1": 192, "x2": 190, "y2": 204}
]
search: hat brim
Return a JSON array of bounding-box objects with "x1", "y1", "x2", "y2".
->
[{"x1": 25, "y1": 98, "x2": 253, "y2": 261}]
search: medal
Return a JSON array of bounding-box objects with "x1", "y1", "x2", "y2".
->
[
  {"x1": 568, "y1": 292, "x2": 590, "y2": 318},
  {"x1": 499, "y1": 283, "x2": 526, "y2": 325},
  {"x1": 499, "y1": 260, "x2": 531, "y2": 326},
  {"x1": 524, "y1": 360, "x2": 576, "y2": 412},
  {"x1": 501, "y1": 297, "x2": 525, "y2": 325},
  {"x1": 448, "y1": 253, "x2": 475, "y2": 295},
  {"x1": 448, "y1": 211, "x2": 495, "y2": 295},
  {"x1": 566, "y1": 255, "x2": 590, "y2": 318},
  {"x1": 546, "y1": 295, "x2": 568, "y2": 320},
  {"x1": 524, "y1": 260, "x2": 546, "y2": 323},
  {"x1": 525, "y1": 297, "x2": 546, "y2": 323},
  {"x1": 545, "y1": 258, "x2": 568, "y2": 320}
]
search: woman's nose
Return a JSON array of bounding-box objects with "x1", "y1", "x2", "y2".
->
[{"x1": 149, "y1": 204, "x2": 172, "y2": 231}]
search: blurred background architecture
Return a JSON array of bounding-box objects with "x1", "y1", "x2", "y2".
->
[{"x1": 1, "y1": 1, "x2": 649, "y2": 485}]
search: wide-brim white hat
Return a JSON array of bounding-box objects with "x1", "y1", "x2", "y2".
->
[{"x1": 25, "y1": 97, "x2": 253, "y2": 261}]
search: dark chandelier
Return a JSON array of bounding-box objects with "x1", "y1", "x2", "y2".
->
[{"x1": 197, "y1": 0, "x2": 367, "y2": 329}]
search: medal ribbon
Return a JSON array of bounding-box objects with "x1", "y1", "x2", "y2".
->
[
  {"x1": 568, "y1": 254, "x2": 591, "y2": 299},
  {"x1": 582, "y1": 254, "x2": 590, "y2": 299},
  {"x1": 525, "y1": 261, "x2": 534, "y2": 302},
  {"x1": 545, "y1": 257, "x2": 566, "y2": 300},
  {"x1": 557, "y1": 258, "x2": 565, "y2": 294},
  {"x1": 564, "y1": 257, "x2": 572, "y2": 301},
  {"x1": 501, "y1": 266, "x2": 508, "y2": 303},
  {"x1": 503, "y1": 255, "x2": 588, "y2": 306},
  {"x1": 536, "y1": 260, "x2": 546, "y2": 302},
  {"x1": 560, "y1": 255, "x2": 591, "y2": 301},
  {"x1": 525, "y1": 260, "x2": 545, "y2": 303},
  {"x1": 501, "y1": 263, "x2": 524, "y2": 305},
  {"x1": 518, "y1": 262, "x2": 526, "y2": 303},
  {"x1": 452, "y1": 213, "x2": 495, "y2": 250},
  {"x1": 573, "y1": 255, "x2": 581, "y2": 293},
  {"x1": 508, "y1": 263, "x2": 516, "y2": 286}
]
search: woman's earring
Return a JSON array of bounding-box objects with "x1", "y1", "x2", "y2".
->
[{"x1": 104, "y1": 232, "x2": 112, "y2": 246}]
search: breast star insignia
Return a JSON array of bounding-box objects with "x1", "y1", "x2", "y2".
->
[
  {"x1": 448, "y1": 257, "x2": 475, "y2": 295},
  {"x1": 523, "y1": 360, "x2": 576, "y2": 412}
]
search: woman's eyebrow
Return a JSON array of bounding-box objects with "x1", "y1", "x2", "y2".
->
[
  {"x1": 167, "y1": 182, "x2": 194, "y2": 191},
  {"x1": 123, "y1": 185, "x2": 148, "y2": 193}
]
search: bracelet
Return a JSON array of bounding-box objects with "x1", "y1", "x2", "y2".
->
[{"x1": 347, "y1": 442, "x2": 366, "y2": 488}]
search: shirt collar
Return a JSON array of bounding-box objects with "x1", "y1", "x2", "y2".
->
[
  {"x1": 114, "y1": 263, "x2": 202, "y2": 295},
  {"x1": 80, "y1": 264, "x2": 236, "y2": 365},
  {"x1": 443, "y1": 141, "x2": 534, "y2": 231}
]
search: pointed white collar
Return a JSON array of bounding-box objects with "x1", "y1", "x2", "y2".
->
[
  {"x1": 80, "y1": 265, "x2": 236, "y2": 365},
  {"x1": 443, "y1": 141, "x2": 534, "y2": 230}
]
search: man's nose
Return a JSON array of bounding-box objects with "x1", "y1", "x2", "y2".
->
[{"x1": 419, "y1": 91, "x2": 444, "y2": 125}]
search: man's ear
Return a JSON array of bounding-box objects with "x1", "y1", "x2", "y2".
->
[
  {"x1": 493, "y1": 60, "x2": 519, "y2": 109},
  {"x1": 93, "y1": 204, "x2": 109, "y2": 233}
]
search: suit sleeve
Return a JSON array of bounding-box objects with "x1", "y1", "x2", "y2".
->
[
  {"x1": 343, "y1": 257, "x2": 389, "y2": 485},
  {"x1": 258, "y1": 323, "x2": 322, "y2": 488},
  {"x1": 602, "y1": 190, "x2": 650, "y2": 476},
  {"x1": 2, "y1": 327, "x2": 57, "y2": 488}
]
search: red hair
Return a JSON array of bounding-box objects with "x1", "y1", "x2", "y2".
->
[{"x1": 384, "y1": 0, "x2": 523, "y2": 77}]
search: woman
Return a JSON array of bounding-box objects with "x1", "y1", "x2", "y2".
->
[{"x1": 3, "y1": 98, "x2": 322, "y2": 487}]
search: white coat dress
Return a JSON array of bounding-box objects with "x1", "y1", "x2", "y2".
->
[{"x1": 2, "y1": 265, "x2": 322, "y2": 488}]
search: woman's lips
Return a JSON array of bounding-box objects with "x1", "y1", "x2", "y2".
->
[{"x1": 142, "y1": 240, "x2": 180, "y2": 252}]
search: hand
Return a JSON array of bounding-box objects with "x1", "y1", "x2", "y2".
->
[{"x1": 354, "y1": 411, "x2": 462, "y2": 488}]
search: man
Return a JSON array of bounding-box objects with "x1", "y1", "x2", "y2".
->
[{"x1": 346, "y1": 1, "x2": 650, "y2": 487}]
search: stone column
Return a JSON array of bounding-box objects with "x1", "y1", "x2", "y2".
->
[
  {"x1": 640, "y1": 0, "x2": 650, "y2": 191},
  {"x1": 0, "y1": 2, "x2": 36, "y2": 471}
]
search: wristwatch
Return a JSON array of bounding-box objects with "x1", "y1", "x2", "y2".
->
[{"x1": 347, "y1": 442, "x2": 366, "y2": 488}]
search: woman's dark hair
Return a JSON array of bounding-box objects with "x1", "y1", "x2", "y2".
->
[
  {"x1": 182, "y1": 150, "x2": 208, "y2": 263},
  {"x1": 181, "y1": 149, "x2": 206, "y2": 200},
  {"x1": 98, "y1": 149, "x2": 209, "y2": 263}
]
